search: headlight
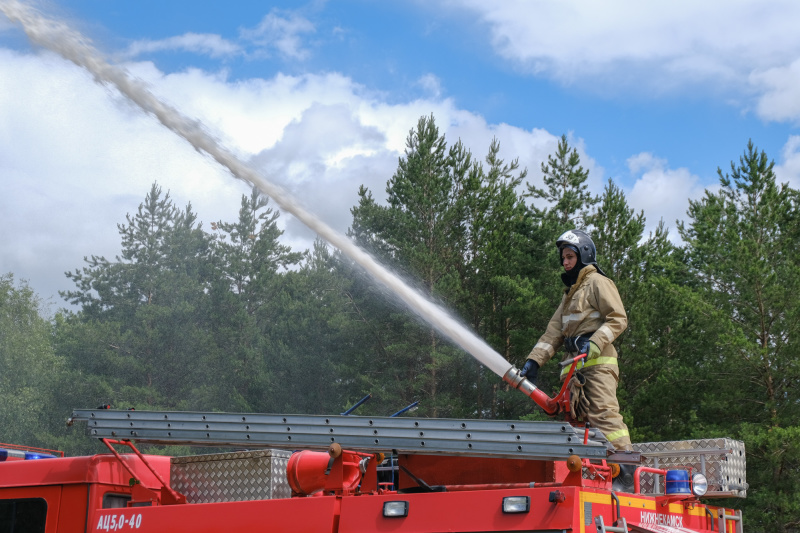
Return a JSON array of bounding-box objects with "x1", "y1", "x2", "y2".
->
[
  {"x1": 383, "y1": 501, "x2": 408, "y2": 518},
  {"x1": 692, "y1": 473, "x2": 708, "y2": 497},
  {"x1": 502, "y1": 496, "x2": 530, "y2": 513}
]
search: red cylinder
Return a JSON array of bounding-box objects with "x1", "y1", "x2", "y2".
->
[{"x1": 286, "y1": 450, "x2": 362, "y2": 495}]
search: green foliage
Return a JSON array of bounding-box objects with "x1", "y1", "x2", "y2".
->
[
  {"x1": 737, "y1": 424, "x2": 800, "y2": 532},
  {"x1": 0, "y1": 275, "x2": 60, "y2": 447},
  {"x1": 588, "y1": 180, "x2": 646, "y2": 280},
  {"x1": 349, "y1": 115, "x2": 469, "y2": 417},
  {"x1": 681, "y1": 142, "x2": 800, "y2": 425},
  {"x1": 528, "y1": 134, "x2": 598, "y2": 226},
  {"x1": 204, "y1": 187, "x2": 302, "y2": 412},
  {"x1": 675, "y1": 141, "x2": 800, "y2": 530},
  {"x1": 58, "y1": 183, "x2": 214, "y2": 409},
  {"x1": 349, "y1": 115, "x2": 539, "y2": 418}
]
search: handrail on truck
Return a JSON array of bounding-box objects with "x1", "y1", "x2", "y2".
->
[{"x1": 101, "y1": 438, "x2": 186, "y2": 505}]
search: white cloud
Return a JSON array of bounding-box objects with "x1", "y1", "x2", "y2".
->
[
  {"x1": 124, "y1": 33, "x2": 241, "y2": 59},
  {"x1": 0, "y1": 47, "x2": 566, "y2": 307},
  {"x1": 119, "y1": 9, "x2": 316, "y2": 63},
  {"x1": 121, "y1": 64, "x2": 376, "y2": 156},
  {"x1": 416, "y1": 74, "x2": 442, "y2": 98},
  {"x1": 625, "y1": 152, "x2": 707, "y2": 241},
  {"x1": 450, "y1": 0, "x2": 800, "y2": 119},
  {"x1": 750, "y1": 59, "x2": 800, "y2": 124},
  {"x1": 627, "y1": 152, "x2": 666, "y2": 175},
  {"x1": 240, "y1": 9, "x2": 316, "y2": 61},
  {"x1": 624, "y1": 139, "x2": 800, "y2": 243},
  {"x1": 0, "y1": 49, "x2": 241, "y2": 308},
  {"x1": 774, "y1": 135, "x2": 800, "y2": 190}
]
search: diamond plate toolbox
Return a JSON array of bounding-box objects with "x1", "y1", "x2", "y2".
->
[
  {"x1": 171, "y1": 449, "x2": 292, "y2": 503},
  {"x1": 633, "y1": 438, "x2": 747, "y2": 498}
]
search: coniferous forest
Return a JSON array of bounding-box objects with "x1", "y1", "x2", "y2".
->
[{"x1": 2, "y1": 115, "x2": 798, "y2": 531}]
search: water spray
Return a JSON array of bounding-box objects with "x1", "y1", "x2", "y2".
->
[{"x1": 0, "y1": 0, "x2": 549, "y2": 401}]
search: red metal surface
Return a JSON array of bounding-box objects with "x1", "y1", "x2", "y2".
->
[
  {"x1": 338, "y1": 487, "x2": 579, "y2": 533},
  {"x1": 397, "y1": 454, "x2": 549, "y2": 489},
  {"x1": 101, "y1": 439, "x2": 185, "y2": 504},
  {"x1": 0, "y1": 486, "x2": 62, "y2": 533},
  {"x1": 89, "y1": 496, "x2": 339, "y2": 533},
  {"x1": 55, "y1": 485, "x2": 91, "y2": 533},
  {"x1": 287, "y1": 450, "x2": 363, "y2": 495},
  {"x1": 0, "y1": 454, "x2": 169, "y2": 489}
]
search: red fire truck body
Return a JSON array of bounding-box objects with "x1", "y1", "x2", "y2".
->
[{"x1": 0, "y1": 409, "x2": 746, "y2": 533}]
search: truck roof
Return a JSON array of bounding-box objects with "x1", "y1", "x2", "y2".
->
[{"x1": 0, "y1": 453, "x2": 169, "y2": 489}]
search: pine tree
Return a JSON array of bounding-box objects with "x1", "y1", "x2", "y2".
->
[
  {"x1": 349, "y1": 116, "x2": 547, "y2": 418},
  {"x1": 528, "y1": 134, "x2": 598, "y2": 227},
  {"x1": 206, "y1": 187, "x2": 301, "y2": 411},
  {"x1": 588, "y1": 180, "x2": 646, "y2": 280},
  {"x1": 525, "y1": 135, "x2": 600, "y2": 324},
  {"x1": 454, "y1": 138, "x2": 539, "y2": 418},
  {"x1": 349, "y1": 115, "x2": 464, "y2": 417},
  {"x1": 60, "y1": 182, "x2": 213, "y2": 408},
  {"x1": 678, "y1": 141, "x2": 800, "y2": 530}
]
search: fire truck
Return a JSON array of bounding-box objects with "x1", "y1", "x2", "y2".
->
[
  {"x1": 0, "y1": 404, "x2": 747, "y2": 533},
  {"x1": 1, "y1": 356, "x2": 746, "y2": 533}
]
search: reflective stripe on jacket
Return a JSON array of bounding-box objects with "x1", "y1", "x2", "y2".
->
[
  {"x1": 559, "y1": 355, "x2": 618, "y2": 378},
  {"x1": 527, "y1": 265, "x2": 627, "y2": 370}
]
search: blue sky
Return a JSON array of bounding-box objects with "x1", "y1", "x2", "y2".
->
[{"x1": 2, "y1": 0, "x2": 800, "y2": 308}]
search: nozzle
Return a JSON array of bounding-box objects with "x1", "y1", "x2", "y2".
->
[
  {"x1": 503, "y1": 366, "x2": 559, "y2": 416},
  {"x1": 502, "y1": 366, "x2": 538, "y2": 397}
]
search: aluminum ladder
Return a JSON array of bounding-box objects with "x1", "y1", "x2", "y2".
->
[{"x1": 69, "y1": 408, "x2": 621, "y2": 462}]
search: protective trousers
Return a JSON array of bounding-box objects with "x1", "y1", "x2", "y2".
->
[{"x1": 574, "y1": 364, "x2": 631, "y2": 451}]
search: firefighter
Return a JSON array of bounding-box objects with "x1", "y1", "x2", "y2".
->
[{"x1": 520, "y1": 229, "x2": 632, "y2": 451}]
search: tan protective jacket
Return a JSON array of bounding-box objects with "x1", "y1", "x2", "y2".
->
[{"x1": 527, "y1": 265, "x2": 627, "y2": 373}]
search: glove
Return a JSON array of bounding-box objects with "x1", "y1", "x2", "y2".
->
[
  {"x1": 580, "y1": 340, "x2": 601, "y2": 361},
  {"x1": 520, "y1": 359, "x2": 539, "y2": 381},
  {"x1": 568, "y1": 372, "x2": 589, "y2": 419}
]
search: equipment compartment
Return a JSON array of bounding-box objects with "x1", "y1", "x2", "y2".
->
[
  {"x1": 171, "y1": 449, "x2": 292, "y2": 503},
  {"x1": 634, "y1": 438, "x2": 747, "y2": 497}
]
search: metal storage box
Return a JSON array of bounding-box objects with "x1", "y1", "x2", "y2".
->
[
  {"x1": 171, "y1": 449, "x2": 292, "y2": 503},
  {"x1": 633, "y1": 438, "x2": 747, "y2": 498}
]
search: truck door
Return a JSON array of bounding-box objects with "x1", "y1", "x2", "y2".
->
[{"x1": 0, "y1": 486, "x2": 62, "y2": 533}]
